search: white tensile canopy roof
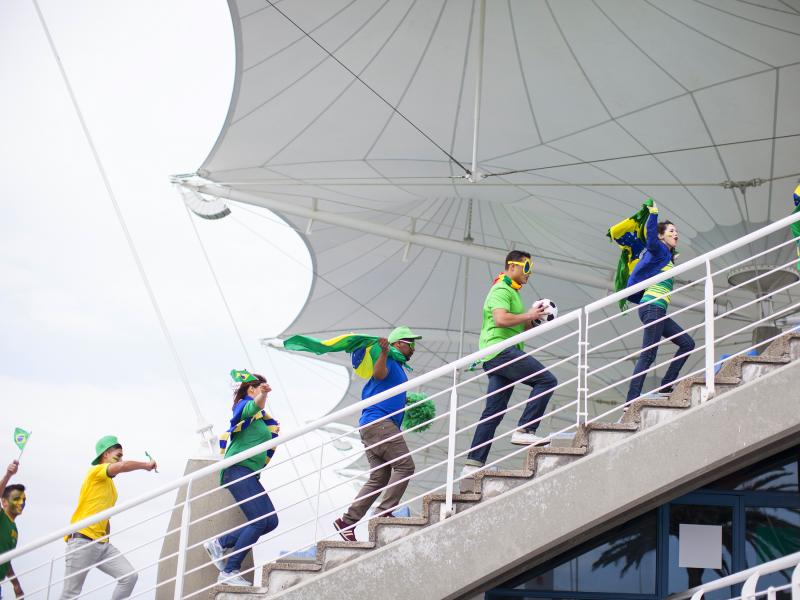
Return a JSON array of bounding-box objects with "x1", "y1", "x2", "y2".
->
[{"x1": 185, "y1": 0, "x2": 800, "y2": 474}]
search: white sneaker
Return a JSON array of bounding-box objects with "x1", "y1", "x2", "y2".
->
[
  {"x1": 460, "y1": 464, "x2": 483, "y2": 478},
  {"x1": 203, "y1": 538, "x2": 225, "y2": 571},
  {"x1": 217, "y1": 570, "x2": 250, "y2": 586},
  {"x1": 510, "y1": 431, "x2": 549, "y2": 446}
]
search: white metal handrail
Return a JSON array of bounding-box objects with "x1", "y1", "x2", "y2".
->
[
  {"x1": 4, "y1": 210, "x2": 800, "y2": 599},
  {"x1": 667, "y1": 550, "x2": 800, "y2": 600}
]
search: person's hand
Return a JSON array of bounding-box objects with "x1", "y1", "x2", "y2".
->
[
  {"x1": 257, "y1": 382, "x2": 272, "y2": 396},
  {"x1": 527, "y1": 302, "x2": 546, "y2": 321},
  {"x1": 145, "y1": 461, "x2": 158, "y2": 472},
  {"x1": 377, "y1": 338, "x2": 389, "y2": 354},
  {"x1": 6, "y1": 460, "x2": 19, "y2": 477}
]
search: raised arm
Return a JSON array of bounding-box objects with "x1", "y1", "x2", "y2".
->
[
  {"x1": 644, "y1": 202, "x2": 660, "y2": 252},
  {"x1": 251, "y1": 382, "x2": 272, "y2": 409},
  {"x1": 0, "y1": 461, "x2": 18, "y2": 493},
  {"x1": 372, "y1": 338, "x2": 390, "y2": 381}
]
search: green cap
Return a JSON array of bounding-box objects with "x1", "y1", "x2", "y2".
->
[
  {"x1": 388, "y1": 326, "x2": 422, "y2": 344},
  {"x1": 92, "y1": 435, "x2": 121, "y2": 465}
]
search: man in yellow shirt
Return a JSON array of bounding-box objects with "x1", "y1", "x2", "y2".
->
[{"x1": 60, "y1": 436, "x2": 156, "y2": 600}]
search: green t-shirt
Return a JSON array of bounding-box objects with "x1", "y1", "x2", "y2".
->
[
  {"x1": 221, "y1": 399, "x2": 273, "y2": 483},
  {"x1": 0, "y1": 510, "x2": 18, "y2": 580},
  {"x1": 479, "y1": 279, "x2": 526, "y2": 362}
]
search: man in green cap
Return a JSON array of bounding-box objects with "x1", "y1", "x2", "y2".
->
[
  {"x1": 334, "y1": 326, "x2": 421, "y2": 541},
  {"x1": 60, "y1": 436, "x2": 156, "y2": 599}
]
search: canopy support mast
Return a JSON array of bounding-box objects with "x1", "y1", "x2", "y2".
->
[{"x1": 469, "y1": 0, "x2": 487, "y2": 183}]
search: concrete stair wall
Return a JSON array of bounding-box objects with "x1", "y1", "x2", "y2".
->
[{"x1": 213, "y1": 332, "x2": 800, "y2": 600}]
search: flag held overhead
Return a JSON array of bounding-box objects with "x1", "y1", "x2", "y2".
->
[
  {"x1": 13, "y1": 428, "x2": 30, "y2": 451},
  {"x1": 230, "y1": 369, "x2": 258, "y2": 383},
  {"x1": 607, "y1": 198, "x2": 654, "y2": 311}
]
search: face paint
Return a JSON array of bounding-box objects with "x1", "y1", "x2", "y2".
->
[{"x1": 4, "y1": 491, "x2": 26, "y2": 518}]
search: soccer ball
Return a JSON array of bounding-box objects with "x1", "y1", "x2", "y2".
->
[{"x1": 532, "y1": 299, "x2": 558, "y2": 327}]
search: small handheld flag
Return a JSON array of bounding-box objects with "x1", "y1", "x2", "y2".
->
[
  {"x1": 145, "y1": 451, "x2": 159, "y2": 473},
  {"x1": 13, "y1": 427, "x2": 31, "y2": 460},
  {"x1": 230, "y1": 369, "x2": 258, "y2": 383}
]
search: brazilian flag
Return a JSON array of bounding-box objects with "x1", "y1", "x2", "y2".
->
[
  {"x1": 607, "y1": 198, "x2": 653, "y2": 311},
  {"x1": 792, "y1": 184, "x2": 800, "y2": 272},
  {"x1": 230, "y1": 369, "x2": 258, "y2": 383},
  {"x1": 283, "y1": 333, "x2": 409, "y2": 379}
]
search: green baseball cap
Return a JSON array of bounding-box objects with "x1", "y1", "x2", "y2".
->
[
  {"x1": 388, "y1": 326, "x2": 422, "y2": 344},
  {"x1": 92, "y1": 435, "x2": 121, "y2": 465}
]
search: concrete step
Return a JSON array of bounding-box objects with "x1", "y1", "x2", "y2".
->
[
  {"x1": 369, "y1": 516, "x2": 428, "y2": 546},
  {"x1": 264, "y1": 561, "x2": 321, "y2": 595},
  {"x1": 260, "y1": 540, "x2": 376, "y2": 594},
  {"x1": 424, "y1": 492, "x2": 482, "y2": 524},
  {"x1": 573, "y1": 422, "x2": 638, "y2": 452}
]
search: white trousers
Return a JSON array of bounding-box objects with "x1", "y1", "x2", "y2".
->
[{"x1": 60, "y1": 538, "x2": 138, "y2": 599}]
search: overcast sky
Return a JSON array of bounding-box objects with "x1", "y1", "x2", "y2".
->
[{"x1": 0, "y1": 1, "x2": 354, "y2": 595}]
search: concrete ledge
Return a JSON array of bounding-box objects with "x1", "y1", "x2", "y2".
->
[{"x1": 270, "y1": 358, "x2": 800, "y2": 600}]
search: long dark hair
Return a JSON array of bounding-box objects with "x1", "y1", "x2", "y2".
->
[{"x1": 233, "y1": 373, "x2": 266, "y2": 406}]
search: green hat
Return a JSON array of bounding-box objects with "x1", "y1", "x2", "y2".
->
[
  {"x1": 388, "y1": 326, "x2": 422, "y2": 344},
  {"x1": 92, "y1": 435, "x2": 121, "y2": 465}
]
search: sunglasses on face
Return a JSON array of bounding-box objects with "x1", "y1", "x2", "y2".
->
[
  {"x1": 398, "y1": 339, "x2": 416, "y2": 349},
  {"x1": 508, "y1": 258, "x2": 532, "y2": 274}
]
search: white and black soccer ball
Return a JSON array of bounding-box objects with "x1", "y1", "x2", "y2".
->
[{"x1": 532, "y1": 299, "x2": 558, "y2": 326}]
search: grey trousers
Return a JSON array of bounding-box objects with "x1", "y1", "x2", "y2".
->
[
  {"x1": 60, "y1": 538, "x2": 138, "y2": 600},
  {"x1": 343, "y1": 420, "x2": 415, "y2": 524}
]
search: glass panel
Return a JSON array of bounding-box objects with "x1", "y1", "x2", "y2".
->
[
  {"x1": 745, "y1": 506, "x2": 800, "y2": 600},
  {"x1": 668, "y1": 504, "x2": 734, "y2": 599},
  {"x1": 708, "y1": 452, "x2": 799, "y2": 492},
  {"x1": 512, "y1": 511, "x2": 657, "y2": 594}
]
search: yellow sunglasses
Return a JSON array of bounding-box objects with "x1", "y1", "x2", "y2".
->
[{"x1": 508, "y1": 258, "x2": 532, "y2": 274}]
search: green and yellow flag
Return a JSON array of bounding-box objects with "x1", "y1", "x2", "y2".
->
[
  {"x1": 607, "y1": 198, "x2": 654, "y2": 311},
  {"x1": 283, "y1": 333, "x2": 409, "y2": 379},
  {"x1": 230, "y1": 369, "x2": 258, "y2": 383},
  {"x1": 13, "y1": 428, "x2": 30, "y2": 451}
]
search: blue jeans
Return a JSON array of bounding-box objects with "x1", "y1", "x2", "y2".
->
[
  {"x1": 219, "y1": 465, "x2": 279, "y2": 572},
  {"x1": 626, "y1": 304, "x2": 695, "y2": 402},
  {"x1": 467, "y1": 347, "x2": 557, "y2": 465}
]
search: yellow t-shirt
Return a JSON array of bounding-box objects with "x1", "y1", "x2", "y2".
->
[{"x1": 65, "y1": 464, "x2": 118, "y2": 542}]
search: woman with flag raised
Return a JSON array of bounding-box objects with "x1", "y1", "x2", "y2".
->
[
  {"x1": 203, "y1": 371, "x2": 280, "y2": 587},
  {"x1": 623, "y1": 200, "x2": 695, "y2": 403}
]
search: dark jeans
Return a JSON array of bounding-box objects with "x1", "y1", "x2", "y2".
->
[
  {"x1": 626, "y1": 304, "x2": 696, "y2": 402},
  {"x1": 219, "y1": 465, "x2": 279, "y2": 572},
  {"x1": 467, "y1": 347, "x2": 557, "y2": 465}
]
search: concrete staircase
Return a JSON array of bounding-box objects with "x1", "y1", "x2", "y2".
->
[{"x1": 214, "y1": 332, "x2": 800, "y2": 600}]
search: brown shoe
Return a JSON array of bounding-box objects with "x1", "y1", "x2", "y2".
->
[{"x1": 333, "y1": 517, "x2": 357, "y2": 542}]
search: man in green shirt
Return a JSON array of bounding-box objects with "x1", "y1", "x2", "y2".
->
[
  {"x1": 464, "y1": 250, "x2": 557, "y2": 476},
  {"x1": 0, "y1": 460, "x2": 25, "y2": 599}
]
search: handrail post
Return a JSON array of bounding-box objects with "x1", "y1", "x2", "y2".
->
[
  {"x1": 442, "y1": 368, "x2": 459, "y2": 520},
  {"x1": 577, "y1": 308, "x2": 589, "y2": 426},
  {"x1": 313, "y1": 441, "x2": 325, "y2": 545},
  {"x1": 174, "y1": 479, "x2": 193, "y2": 600},
  {"x1": 45, "y1": 557, "x2": 55, "y2": 600},
  {"x1": 703, "y1": 260, "x2": 716, "y2": 401},
  {"x1": 791, "y1": 559, "x2": 800, "y2": 598},
  {"x1": 741, "y1": 570, "x2": 761, "y2": 600}
]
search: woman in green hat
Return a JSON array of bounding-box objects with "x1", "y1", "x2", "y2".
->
[{"x1": 204, "y1": 373, "x2": 280, "y2": 587}]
